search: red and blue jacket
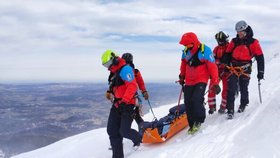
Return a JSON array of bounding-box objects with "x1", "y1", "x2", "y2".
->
[{"x1": 180, "y1": 44, "x2": 219, "y2": 86}]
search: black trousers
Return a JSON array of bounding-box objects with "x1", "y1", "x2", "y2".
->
[
  {"x1": 184, "y1": 83, "x2": 207, "y2": 128},
  {"x1": 134, "y1": 107, "x2": 144, "y2": 125},
  {"x1": 227, "y1": 74, "x2": 250, "y2": 111},
  {"x1": 107, "y1": 105, "x2": 142, "y2": 158}
]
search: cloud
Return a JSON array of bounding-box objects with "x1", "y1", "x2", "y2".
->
[{"x1": 0, "y1": 0, "x2": 279, "y2": 82}]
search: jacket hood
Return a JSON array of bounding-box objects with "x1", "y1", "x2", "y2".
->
[
  {"x1": 179, "y1": 32, "x2": 201, "y2": 47},
  {"x1": 245, "y1": 25, "x2": 254, "y2": 38}
]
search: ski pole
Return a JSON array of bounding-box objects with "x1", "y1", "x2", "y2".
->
[
  {"x1": 177, "y1": 86, "x2": 183, "y2": 106},
  {"x1": 174, "y1": 80, "x2": 185, "y2": 115},
  {"x1": 174, "y1": 86, "x2": 183, "y2": 116},
  {"x1": 147, "y1": 99, "x2": 157, "y2": 121},
  {"x1": 258, "y1": 80, "x2": 262, "y2": 104}
]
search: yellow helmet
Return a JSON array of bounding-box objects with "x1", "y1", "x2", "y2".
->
[{"x1": 101, "y1": 49, "x2": 118, "y2": 68}]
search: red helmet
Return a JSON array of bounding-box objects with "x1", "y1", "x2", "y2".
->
[{"x1": 179, "y1": 32, "x2": 200, "y2": 47}]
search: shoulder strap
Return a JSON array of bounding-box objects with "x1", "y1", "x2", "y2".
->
[
  {"x1": 200, "y1": 43, "x2": 205, "y2": 55},
  {"x1": 183, "y1": 47, "x2": 188, "y2": 56}
]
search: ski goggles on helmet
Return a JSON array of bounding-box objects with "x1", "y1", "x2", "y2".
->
[{"x1": 103, "y1": 58, "x2": 114, "y2": 68}]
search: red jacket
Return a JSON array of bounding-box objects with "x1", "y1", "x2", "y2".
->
[
  {"x1": 213, "y1": 43, "x2": 228, "y2": 65},
  {"x1": 180, "y1": 45, "x2": 219, "y2": 86},
  {"x1": 223, "y1": 26, "x2": 264, "y2": 75},
  {"x1": 179, "y1": 32, "x2": 219, "y2": 86},
  {"x1": 135, "y1": 69, "x2": 147, "y2": 93},
  {"x1": 180, "y1": 53, "x2": 219, "y2": 86},
  {"x1": 213, "y1": 43, "x2": 229, "y2": 74},
  {"x1": 109, "y1": 58, "x2": 138, "y2": 107},
  {"x1": 226, "y1": 39, "x2": 263, "y2": 62}
]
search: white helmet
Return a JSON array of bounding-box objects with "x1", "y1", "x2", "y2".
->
[{"x1": 235, "y1": 20, "x2": 248, "y2": 32}]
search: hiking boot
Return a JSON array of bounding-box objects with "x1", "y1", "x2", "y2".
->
[
  {"x1": 218, "y1": 107, "x2": 226, "y2": 114},
  {"x1": 227, "y1": 110, "x2": 234, "y2": 119},
  {"x1": 227, "y1": 113, "x2": 234, "y2": 119},
  {"x1": 208, "y1": 107, "x2": 216, "y2": 114},
  {"x1": 187, "y1": 127, "x2": 193, "y2": 135},
  {"x1": 187, "y1": 122, "x2": 201, "y2": 135},
  {"x1": 238, "y1": 105, "x2": 247, "y2": 113}
]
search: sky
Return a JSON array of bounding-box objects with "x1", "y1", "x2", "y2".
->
[
  {"x1": 0, "y1": 0, "x2": 279, "y2": 83},
  {"x1": 11, "y1": 51, "x2": 280, "y2": 158}
]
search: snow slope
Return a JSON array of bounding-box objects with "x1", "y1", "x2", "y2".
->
[{"x1": 12, "y1": 54, "x2": 280, "y2": 158}]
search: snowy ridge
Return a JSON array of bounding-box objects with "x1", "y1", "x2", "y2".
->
[{"x1": 12, "y1": 55, "x2": 280, "y2": 158}]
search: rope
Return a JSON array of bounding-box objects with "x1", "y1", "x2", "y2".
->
[
  {"x1": 226, "y1": 65, "x2": 251, "y2": 78},
  {"x1": 147, "y1": 99, "x2": 157, "y2": 121}
]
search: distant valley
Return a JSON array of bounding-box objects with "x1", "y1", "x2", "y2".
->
[{"x1": 0, "y1": 83, "x2": 180, "y2": 157}]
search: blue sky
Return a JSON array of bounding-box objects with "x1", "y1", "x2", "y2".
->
[{"x1": 0, "y1": 0, "x2": 279, "y2": 83}]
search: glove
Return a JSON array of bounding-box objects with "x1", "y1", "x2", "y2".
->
[
  {"x1": 257, "y1": 72, "x2": 264, "y2": 81},
  {"x1": 178, "y1": 75, "x2": 185, "y2": 86},
  {"x1": 213, "y1": 85, "x2": 221, "y2": 95},
  {"x1": 105, "y1": 90, "x2": 113, "y2": 101},
  {"x1": 142, "y1": 91, "x2": 149, "y2": 100}
]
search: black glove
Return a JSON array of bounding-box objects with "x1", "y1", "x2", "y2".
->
[
  {"x1": 257, "y1": 71, "x2": 264, "y2": 81},
  {"x1": 213, "y1": 85, "x2": 221, "y2": 95},
  {"x1": 178, "y1": 75, "x2": 185, "y2": 86}
]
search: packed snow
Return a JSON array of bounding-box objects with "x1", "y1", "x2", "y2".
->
[{"x1": 12, "y1": 54, "x2": 280, "y2": 158}]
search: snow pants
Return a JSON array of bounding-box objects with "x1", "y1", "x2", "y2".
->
[
  {"x1": 184, "y1": 83, "x2": 207, "y2": 128},
  {"x1": 134, "y1": 107, "x2": 144, "y2": 125},
  {"x1": 227, "y1": 74, "x2": 250, "y2": 112},
  {"x1": 107, "y1": 105, "x2": 142, "y2": 158}
]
